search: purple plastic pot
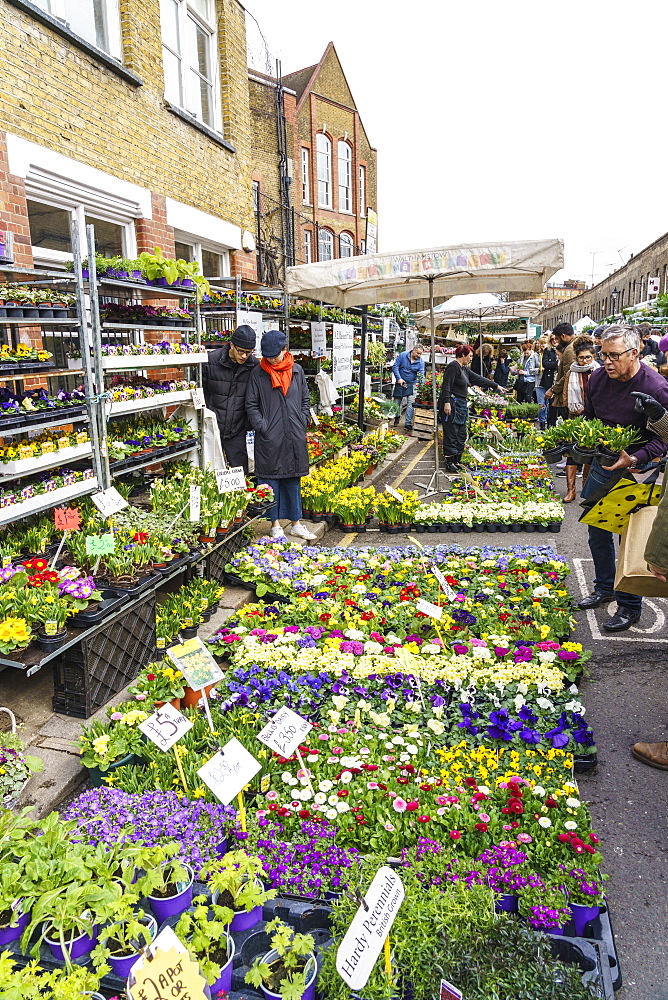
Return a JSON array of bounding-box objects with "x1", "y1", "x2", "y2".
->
[
  {"x1": 108, "y1": 913, "x2": 157, "y2": 978},
  {"x1": 231, "y1": 903, "x2": 262, "y2": 931},
  {"x1": 547, "y1": 925, "x2": 565, "y2": 935},
  {"x1": 260, "y1": 951, "x2": 317, "y2": 1000},
  {"x1": 147, "y1": 863, "x2": 193, "y2": 922},
  {"x1": 569, "y1": 902, "x2": 600, "y2": 937},
  {"x1": 214, "y1": 838, "x2": 228, "y2": 858},
  {"x1": 494, "y1": 893, "x2": 518, "y2": 913},
  {"x1": 0, "y1": 907, "x2": 29, "y2": 945},
  {"x1": 209, "y1": 936, "x2": 234, "y2": 995},
  {"x1": 44, "y1": 923, "x2": 98, "y2": 961}
]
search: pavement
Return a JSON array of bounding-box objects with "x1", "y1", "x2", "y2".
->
[{"x1": 8, "y1": 434, "x2": 668, "y2": 995}]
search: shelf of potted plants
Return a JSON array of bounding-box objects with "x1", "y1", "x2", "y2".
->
[
  {"x1": 100, "y1": 351, "x2": 208, "y2": 370},
  {"x1": 0, "y1": 476, "x2": 99, "y2": 528},
  {"x1": 101, "y1": 322, "x2": 197, "y2": 332},
  {"x1": 0, "y1": 441, "x2": 93, "y2": 478},
  {"x1": 107, "y1": 389, "x2": 195, "y2": 416}
]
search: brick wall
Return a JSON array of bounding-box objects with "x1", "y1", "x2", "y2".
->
[
  {"x1": 539, "y1": 231, "x2": 668, "y2": 328},
  {"x1": 0, "y1": 135, "x2": 32, "y2": 268}
]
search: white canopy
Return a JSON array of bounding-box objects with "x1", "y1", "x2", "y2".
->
[
  {"x1": 286, "y1": 238, "x2": 564, "y2": 307},
  {"x1": 572, "y1": 315, "x2": 597, "y2": 333},
  {"x1": 412, "y1": 295, "x2": 543, "y2": 329}
]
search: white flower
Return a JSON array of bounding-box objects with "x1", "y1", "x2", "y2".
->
[
  {"x1": 478, "y1": 785, "x2": 491, "y2": 795},
  {"x1": 514, "y1": 694, "x2": 526, "y2": 712},
  {"x1": 306, "y1": 754, "x2": 318, "y2": 763},
  {"x1": 406, "y1": 744, "x2": 418, "y2": 755},
  {"x1": 533, "y1": 785, "x2": 546, "y2": 797},
  {"x1": 564, "y1": 821, "x2": 577, "y2": 830},
  {"x1": 328, "y1": 794, "x2": 339, "y2": 806},
  {"x1": 281, "y1": 771, "x2": 292, "y2": 783},
  {"x1": 538, "y1": 816, "x2": 552, "y2": 828},
  {"x1": 566, "y1": 797, "x2": 581, "y2": 809},
  {"x1": 532, "y1": 586, "x2": 550, "y2": 597},
  {"x1": 517, "y1": 682, "x2": 528, "y2": 695},
  {"x1": 314, "y1": 792, "x2": 326, "y2": 805},
  {"x1": 568, "y1": 684, "x2": 579, "y2": 694},
  {"x1": 391, "y1": 736, "x2": 405, "y2": 745},
  {"x1": 565, "y1": 700, "x2": 585, "y2": 715},
  {"x1": 336, "y1": 801, "x2": 350, "y2": 813},
  {"x1": 537, "y1": 651, "x2": 556, "y2": 663},
  {"x1": 332, "y1": 695, "x2": 349, "y2": 711},
  {"x1": 427, "y1": 719, "x2": 445, "y2": 735},
  {"x1": 325, "y1": 808, "x2": 338, "y2": 820},
  {"x1": 318, "y1": 780, "x2": 333, "y2": 792},
  {"x1": 344, "y1": 629, "x2": 365, "y2": 640},
  {"x1": 288, "y1": 777, "x2": 298, "y2": 786},
  {"x1": 536, "y1": 697, "x2": 553, "y2": 710},
  {"x1": 299, "y1": 775, "x2": 310, "y2": 786},
  {"x1": 340, "y1": 770, "x2": 353, "y2": 784}
]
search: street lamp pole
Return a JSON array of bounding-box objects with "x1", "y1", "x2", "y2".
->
[{"x1": 611, "y1": 288, "x2": 619, "y2": 319}]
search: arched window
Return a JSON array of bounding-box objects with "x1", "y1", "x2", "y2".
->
[
  {"x1": 316, "y1": 133, "x2": 332, "y2": 208},
  {"x1": 318, "y1": 228, "x2": 334, "y2": 261},
  {"x1": 339, "y1": 232, "x2": 354, "y2": 258},
  {"x1": 338, "y1": 141, "x2": 352, "y2": 212}
]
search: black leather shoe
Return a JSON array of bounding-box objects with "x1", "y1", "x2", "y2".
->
[
  {"x1": 577, "y1": 592, "x2": 615, "y2": 610},
  {"x1": 602, "y1": 608, "x2": 642, "y2": 632}
]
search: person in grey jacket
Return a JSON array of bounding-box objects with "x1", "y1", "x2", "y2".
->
[{"x1": 245, "y1": 329, "x2": 316, "y2": 541}]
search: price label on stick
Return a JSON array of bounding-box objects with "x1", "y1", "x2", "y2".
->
[
  {"x1": 85, "y1": 533, "x2": 115, "y2": 556},
  {"x1": 167, "y1": 637, "x2": 223, "y2": 691},
  {"x1": 462, "y1": 471, "x2": 486, "y2": 497},
  {"x1": 54, "y1": 507, "x2": 81, "y2": 531},
  {"x1": 197, "y1": 738, "x2": 262, "y2": 805},
  {"x1": 468, "y1": 446, "x2": 485, "y2": 463},
  {"x1": 189, "y1": 484, "x2": 201, "y2": 522},
  {"x1": 139, "y1": 702, "x2": 193, "y2": 752},
  {"x1": 310, "y1": 407, "x2": 320, "y2": 426},
  {"x1": 129, "y1": 926, "x2": 207, "y2": 1000},
  {"x1": 488, "y1": 445, "x2": 503, "y2": 461},
  {"x1": 416, "y1": 597, "x2": 443, "y2": 620},
  {"x1": 336, "y1": 865, "x2": 405, "y2": 990},
  {"x1": 386, "y1": 485, "x2": 403, "y2": 501},
  {"x1": 257, "y1": 705, "x2": 312, "y2": 758},
  {"x1": 215, "y1": 466, "x2": 246, "y2": 494},
  {"x1": 440, "y1": 980, "x2": 463, "y2": 1000},
  {"x1": 432, "y1": 564, "x2": 457, "y2": 601},
  {"x1": 191, "y1": 387, "x2": 205, "y2": 409},
  {"x1": 90, "y1": 487, "x2": 128, "y2": 517}
]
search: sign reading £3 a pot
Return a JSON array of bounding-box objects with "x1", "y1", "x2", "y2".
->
[{"x1": 336, "y1": 865, "x2": 405, "y2": 990}]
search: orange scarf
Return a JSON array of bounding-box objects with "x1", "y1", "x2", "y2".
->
[{"x1": 260, "y1": 351, "x2": 294, "y2": 395}]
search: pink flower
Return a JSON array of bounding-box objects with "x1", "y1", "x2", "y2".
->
[
  {"x1": 449, "y1": 830, "x2": 461, "y2": 840},
  {"x1": 332, "y1": 746, "x2": 343, "y2": 754},
  {"x1": 317, "y1": 734, "x2": 329, "y2": 740},
  {"x1": 517, "y1": 833, "x2": 533, "y2": 843},
  {"x1": 384, "y1": 821, "x2": 395, "y2": 832},
  {"x1": 478, "y1": 813, "x2": 491, "y2": 823},
  {"x1": 367, "y1": 782, "x2": 379, "y2": 790},
  {"x1": 470, "y1": 638, "x2": 487, "y2": 647},
  {"x1": 134, "y1": 693, "x2": 146, "y2": 701},
  {"x1": 436, "y1": 795, "x2": 448, "y2": 806},
  {"x1": 110, "y1": 712, "x2": 123, "y2": 721},
  {"x1": 454, "y1": 594, "x2": 466, "y2": 602},
  {"x1": 503, "y1": 824, "x2": 512, "y2": 831},
  {"x1": 392, "y1": 796, "x2": 407, "y2": 813},
  {"x1": 266, "y1": 790, "x2": 279, "y2": 801},
  {"x1": 436, "y1": 807, "x2": 446, "y2": 816}
]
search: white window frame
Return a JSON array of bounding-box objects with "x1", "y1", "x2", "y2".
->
[
  {"x1": 301, "y1": 148, "x2": 311, "y2": 205},
  {"x1": 316, "y1": 133, "x2": 332, "y2": 209},
  {"x1": 160, "y1": 0, "x2": 222, "y2": 133},
  {"x1": 359, "y1": 165, "x2": 366, "y2": 218},
  {"x1": 337, "y1": 141, "x2": 352, "y2": 213},
  {"x1": 32, "y1": 0, "x2": 122, "y2": 58},
  {"x1": 303, "y1": 230, "x2": 313, "y2": 265},
  {"x1": 173, "y1": 231, "x2": 230, "y2": 278},
  {"x1": 27, "y1": 198, "x2": 136, "y2": 268},
  {"x1": 339, "y1": 231, "x2": 354, "y2": 258},
  {"x1": 318, "y1": 228, "x2": 334, "y2": 262}
]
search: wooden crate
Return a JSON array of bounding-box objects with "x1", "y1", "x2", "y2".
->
[{"x1": 413, "y1": 407, "x2": 436, "y2": 440}]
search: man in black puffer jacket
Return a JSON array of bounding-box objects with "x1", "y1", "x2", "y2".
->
[{"x1": 202, "y1": 325, "x2": 258, "y2": 472}]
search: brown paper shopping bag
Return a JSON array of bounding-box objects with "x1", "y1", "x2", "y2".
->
[{"x1": 615, "y1": 505, "x2": 668, "y2": 597}]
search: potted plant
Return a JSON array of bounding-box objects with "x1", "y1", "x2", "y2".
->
[
  {"x1": 91, "y1": 893, "x2": 157, "y2": 978},
  {"x1": 205, "y1": 849, "x2": 276, "y2": 931},
  {"x1": 597, "y1": 423, "x2": 641, "y2": 464},
  {"x1": 245, "y1": 918, "x2": 317, "y2": 1000},
  {"x1": 558, "y1": 864, "x2": 607, "y2": 937},
  {"x1": 76, "y1": 717, "x2": 146, "y2": 785},
  {"x1": 22, "y1": 880, "x2": 120, "y2": 966},
  {"x1": 0, "y1": 724, "x2": 43, "y2": 808},
  {"x1": 518, "y1": 881, "x2": 570, "y2": 935},
  {"x1": 0, "y1": 867, "x2": 31, "y2": 946},
  {"x1": 140, "y1": 848, "x2": 194, "y2": 922},
  {"x1": 128, "y1": 662, "x2": 185, "y2": 709},
  {"x1": 175, "y1": 894, "x2": 236, "y2": 995}
]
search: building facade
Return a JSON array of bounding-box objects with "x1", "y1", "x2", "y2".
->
[
  {"x1": 283, "y1": 43, "x2": 377, "y2": 266},
  {"x1": 539, "y1": 233, "x2": 668, "y2": 328},
  {"x1": 0, "y1": 0, "x2": 258, "y2": 279},
  {"x1": 543, "y1": 279, "x2": 587, "y2": 305}
]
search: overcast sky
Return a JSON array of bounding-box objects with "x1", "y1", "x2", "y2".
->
[{"x1": 245, "y1": 0, "x2": 667, "y2": 288}]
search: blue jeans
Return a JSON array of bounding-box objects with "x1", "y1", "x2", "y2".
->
[
  {"x1": 581, "y1": 460, "x2": 642, "y2": 612},
  {"x1": 393, "y1": 391, "x2": 416, "y2": 429},
  {"x1": 258, "y1": 477, "x2": 303, "y2": 523},
  {"x1": 535, "y1": 386, "x2": 549, "y2": 427}
]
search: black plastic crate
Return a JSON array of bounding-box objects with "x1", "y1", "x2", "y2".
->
[
  {"x1": 52, "y1": 592, "x2": 156, "y2": 718},
  {"x1": 205, "y1": 527, "x2": 250, "y2": 583}
]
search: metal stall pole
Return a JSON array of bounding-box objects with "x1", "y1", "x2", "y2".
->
[
  {"x1": 70, "y1": 218, "x2": 104, "y2": 489},
  {"x1": 86, "y1": 225, "x2": 111, "y2": 490},
  {"x1": 414, "y1": 274, "x2": 450, "y2": 496},
  {"x1": 357, "y1": 305, "x2": 368, "y2": 430}
]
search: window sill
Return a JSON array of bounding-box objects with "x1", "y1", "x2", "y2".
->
[
  {"x1": 6, "y1": 0, "x2": 143, "y2": 86},
  {"x1": 165, "y1": 102, "x2": 235, "y2": 153}
]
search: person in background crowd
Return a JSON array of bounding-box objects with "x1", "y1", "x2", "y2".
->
[
  {"x1": 245, "y1": 330, "x2": 316, "y2": 542},
  {"x1": 628, "y1": 390, "x2": 668, "y2": 767},
  {"x1": 545, "y1": 322, "x2": 576, "y2": 424},
  {"x1": 536, "y1": 335, "x2": 559, "y2": 429},
  {"x1": 639, "y1": 329, "x2": 666, "y2": 367},
  {"x1": 494, "y1": 351, "x2": 510, "y2": 388},
  {"x1": 392, "y1": 342, "x2": 425, "y2": 436},
  {"x1": 471, "y1": 343, "x2": 494, "y2": 380},
  {"x1": 577, "y1": 326, "x2": 668, "y2": 630},
  {"x1": 592, "y1": 325, "x2": 606, "y2": 362},
  {"x1": 512, "y1": 340, "x2": 540, "y2": 403},
  {"x1": 202, "y1": 324, "x2": 257, "y2": 473},
  {"x1": 562, "y1": 337, "x2": 601, "y2": 502},
  {"x1": 437, "y1": 344, "x2": 507, "y2": 472}
]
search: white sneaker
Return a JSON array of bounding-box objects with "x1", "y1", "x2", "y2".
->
[
  {"x1": 270, "y1": 525, "x2": 285, "y2": 538},
  {"x1": 289, "y1": 521, "x2": 317, "y2": 541}
]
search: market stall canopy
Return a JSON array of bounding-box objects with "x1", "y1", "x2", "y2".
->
[
  {"x1": 572, "y1": 315, "x2": 597, "y2": 332},
  {"x1": 412, "y1": 294, "x2": 543, "y2": 328},
  {"x1": 286, "y1": 238, "x2": 564, "y2": 307}
]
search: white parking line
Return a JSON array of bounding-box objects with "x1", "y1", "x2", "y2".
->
[{"x1": 572, "y1": 558, "x2": 667, "y2": 642}]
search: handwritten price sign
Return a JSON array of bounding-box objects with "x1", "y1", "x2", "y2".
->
[
  {"x1": 90, "y1": 487, "x2": 128, "y2": 517},
  {"x1": 257, "y1": 705, "x2": 312, "y2": 758},
  {"x1": 215, "y1": 466, "x2": 246, "y2": 494},
  {"x1": 197, "y1": 738, "x2": 262, "y2": 805},
  {"x1": 54, "y1": 507, "x2": 81, "y2": 531},
  {"x1": 139, "y1": 703, "x2": 193, "y2": 752},
  {"x1": 85, "y1": 533, "x2": 115, "y2": 556},
  {"x1": 416, "y1": 597, "x2": 443, "y2": 620}
]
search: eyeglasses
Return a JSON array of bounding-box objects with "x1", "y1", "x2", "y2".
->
[
  {"x1": 232, "y1": 347, "x2": 253, "y2": 357},
  {"x1": 600, "y1": 348, "x2": 634, "y2": 361}
]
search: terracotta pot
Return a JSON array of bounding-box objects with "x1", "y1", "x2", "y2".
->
[
  {"x1": 155, "y1": 698, "x2": 181, "y2": 710},
  {"x1": 182, "y1": 682, "x2": 216, "y2": 708}
]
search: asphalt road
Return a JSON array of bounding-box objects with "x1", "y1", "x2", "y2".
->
[{"x1": 326, "y1": 438, "x2": 668, "y2": 1000}]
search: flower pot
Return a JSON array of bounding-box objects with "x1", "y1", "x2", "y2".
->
[
  {"x1": 569, "y1": 902, "x2": 600, "y2": 937},
  {"x1": 155, "y1": 698, "x2": 181, "y2": 710},
  {"x1": 180, "y1": 625, "x2": 199, "y2": 640},
  {"x1": 523, "y1": 523, "x2": 536, "y2": 532},
  {"x1": 597, "y1": 446, "x2": 621, "y2": 464},
  {"x1": 208, "y1": 935, "x2": 235, "y2": 995},
  {"x1": 44, "y1": 922, "x2": 99, "y2": 962},
  {"x1": 87, "y1": 751, "x2": 136, "y2": 787},
  {"x1": 36, "y1": 627, "x2": 68, "y2": 652},
  {"x1": 107, "y1": 913, "x2": 158, "y2": 978},
  {"x1": 569, "y1": 445, "x2": 597, "y2": 465},
  {"x1": 511, "y1": 524, "x2": 523, "y2": 532},
  {"x1": 495, "y1": 893, "x2": 518, "y2": 913},
  {"x1": 473, "y1": 525, "x2": 485, "y2": 532},
  {"x1": 147, "y1": 863, "x2": 194, "y2": 921},
  {"x1": 498, "y1": 524, "x2": 510, "y2": 532},
  {"x1": 259, "y1": 949, "x2": 317, "y2": 1000},
  {"x1": 182, "y1": 682, "x2": 216, "y2": 708},
  {"x1": 199, "y1": 534, "x2": 216, "y2": 544},
  {"x1": 0, "y1": 905, "x2": 29, "y2": 945},
  {"x1": 231, "y1": 903, "x2": 263, "y2": 931},
  {"x1": 414, "y1": 525, "x2": 426, "y2": 533},
  {"x1": 450, "y1": 524, "x2": 461, "y2": 533},
  {"x1": 427, "y1": 524, "x2": 438, "y2": 532},
  {"x1": 548, "y1": 521, "x2": 562, "y2": 532},
  {"x1": 537, "y1": 524, "x2": 549, "y2": 532},
  {"x1": 543, "y1": 447, "x2": 567, "y2": 464}
]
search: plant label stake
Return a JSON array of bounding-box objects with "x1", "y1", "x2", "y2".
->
[
  {"x1": 191, "y1": 387, "x2": 205, "y2": 409},
  {"x1": 197, "y1": 737, "x2": 262, "y2": 806},
  {"x1": 385, "y1": 485, "x2": 403, "y2": 501},
  {"x1": 139, "y1": 703, "x2": 193, "y2": 752},
  {"x1": 384, "y1": 935, "x2": 392, "y2": 982},
  {"x1": 167, "y1": 638, "x2": 223, "y2": 734},
  {"x1": 468, "y1": 446, "x2": 485, "y2": 464},
  {"x1": 90, "y1": 486, "x2": 128, "y2": 517},
  {"x1": 416, "y1": 597, "x2": 443, "y2": 620},
  {"x1": 257, "y1": 705, "x2": 314, "y2": 794},
  {"x1": 166, "y1": 500, "x2": 190, "y2": 533},
  {"x1": 431, "y1": 564, "x2": 457, "y2": 601},
  {"x1": 488, "y1": 445, "x2": 503, "y2": 462},
  {"x1": 440, "y1": 979, "x2": 463, "y2": 1000},
  {"x1": 85, "y1": 533, "x2": 115, "y2": 557},
  {"x1": 189, "y1": 484, "x2": 201, "y2": 522},
  {"x1": 310, "y1": 407, "x2": 320, "y2": 426},
  {"x1": 128, "y1": 925, "x2": 207, "y2": 1000},
  {"x1": 336, "y1": 865, "x2": 404, "y2": 991},
  {"x1": 215, "y1": 466, "x2": 246, "y2": 494},
  {"x1": 236, "y1": 790, "x2": 247, "y2": 832}
]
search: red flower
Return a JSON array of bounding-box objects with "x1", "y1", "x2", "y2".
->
[
  {"x1": 396, "y1": 776, "x2": 409, "y2": 785},
  {"x1": 474, "y1": 822, "x2": 488, "y2": 832},
  {"x1": 419, "y1": 783, "x2": 431, "y2": 791},
  {"x1": 511, "y1": 821, "x2": 519, "y2": 828},
  {"x1": 298, "y1": 809, "x2": 310, "y2": 819},
  {"x1": 471, "y1": 792, "x2": 487, "y2": 802},
  {"x1": 417, "y1": 815, "x2": 430, "y2": 823},
  {"x1": 406, "y1": 801, "x2": 419, "y2": 811},
  {"x1": 449, "y1": 830, "x2": 462, "y2": 840},
  {"x1": 337, "y1": 789, "x2": 349, "y2": 798},
  {"x1": 545, "y1": 797, "x2": 558, "y2": 808},
  {"x1": 507, "y1": 799, "x2": 523, "y2": 814},
  {"x1": 361, "y1": 611, "x2": 374, "y2": 621},
  {"x1": 277, "y1": 807, "x2": 291, "y2": 817},
  {"x1": 268, "y1": 803, "x2": 279, "y2": 811},
  {"x1": 583, "y1": 845, "x2": 596, "y2": 854},
  {"x1": 404, "y1": 764, "x2": 416, "y2": 774},
  {"x1": 366, "y1": 764, "x2": 379, "y2": 771},
  {"x1": 589, "y1": 833, "x2": 599, "y2": 844},
  {"x1": 557, "y1": 834, "x2": 570, "y2": 843},
  {"x1": 464, "y1": 778, "x2": 478, "y2": 787},
  {"x1": 147, "y1": 673, "x2": 156, "y2": 681},
  {"x1": 377, "y1": 783, "x2": 387, "y2": 791},
  {"x1": 319, "y1": 614, "x2": 331, "y2": 621}
]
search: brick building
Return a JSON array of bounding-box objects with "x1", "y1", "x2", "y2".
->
[
  {"x1": 543, "y1": 279, "x2": 587, "y2": 305},
  {"x1": 0, "y1": 0, "x2": 258, "y2": 279},
  {"x1": 539, "y1": 232, "x2": 668, "y2": 329},
  {"x1": 283, "y1": 43, "x2": 378, "y2": 266}
]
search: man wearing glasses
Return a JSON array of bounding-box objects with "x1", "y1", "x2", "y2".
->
[
  {"x1": 203, "y1": 325, "x2": 258, "y2": 473},
  {"x1": 577, "y1": 325, "x2": 668, "y2": 630}
]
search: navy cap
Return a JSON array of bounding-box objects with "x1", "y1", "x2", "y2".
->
[
  {"x1": 261, "y1": 329, "x2": 287, "y2": 358},
  {"x1": 231, "y1": 325, "x2": 256, "y2": 350}
]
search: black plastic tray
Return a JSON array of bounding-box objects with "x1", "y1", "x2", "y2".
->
[
  {"x1": 107, "y1": 574, "x2": 157, "y2": 597},
  {"x1": 68, "y1": 590, "x2": 128, "y2": 626}
]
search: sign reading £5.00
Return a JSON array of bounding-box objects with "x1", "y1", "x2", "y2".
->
[{"x1": 336, "y1": 866, "x2": 405, "y2": 990}]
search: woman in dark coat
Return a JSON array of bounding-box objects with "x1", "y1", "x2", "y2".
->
[
  {"x1": 437, "y1": 344, "x2": 506, "y2": 472},
  {"x1": 245, "y1": 329, "x2": 316, "y2": 541}
]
